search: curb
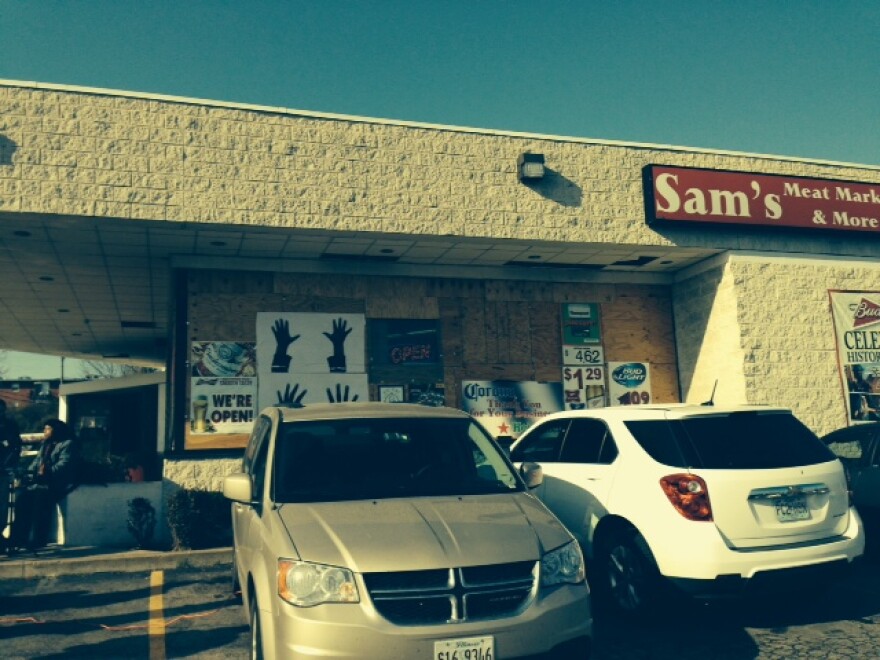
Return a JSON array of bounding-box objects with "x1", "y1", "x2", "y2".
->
[{"x1": 0, "y1": 547, "x2": 232, "y2": 580}]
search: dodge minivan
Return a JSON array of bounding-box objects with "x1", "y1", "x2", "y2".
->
[{"x1": 224, "y1": 402, "x2": 592, "y2": 659}]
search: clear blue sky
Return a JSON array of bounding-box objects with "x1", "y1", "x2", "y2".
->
[
  {"x1": 1, "y1": 1, "x2": 879, "y2": 376},
  {"x1": 2, "y1": 1, "x2": 879, "y2": 164}
]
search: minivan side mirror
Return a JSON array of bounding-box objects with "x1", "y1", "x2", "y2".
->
[
  {"x1": 519, "y1": 462, "x2": 544, "y2": 489},
  {"x1": 223, "y1": 472, "x2": 255, "y2": 503}
]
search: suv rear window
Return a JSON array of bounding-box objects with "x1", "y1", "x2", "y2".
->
[{"x1": 625, "y1": 411, "x2": 836, "y2": 469}]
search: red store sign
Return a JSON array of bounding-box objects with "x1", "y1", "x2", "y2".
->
[{"x1": 644, "y1": 165, "x2": 880, "y2": 235}]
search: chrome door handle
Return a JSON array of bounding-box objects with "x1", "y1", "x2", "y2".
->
[{"x1": 747, "y1": 483, "x2": 829, "y2": 501}]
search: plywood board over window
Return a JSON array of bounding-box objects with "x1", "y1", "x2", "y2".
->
[{"x1": 181, "y1": 268, "x2": 680, "y2": 449}]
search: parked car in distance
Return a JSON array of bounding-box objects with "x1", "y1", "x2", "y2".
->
[
  {"x1": 820, "y1": 422, "x2": 880, "y2": 551},
  {"x1": 509, "y1": 404, "x2": 865, "y2": 617},
  {"x1": 224, "y1": 402, "x2": 592, "y2": 660}
]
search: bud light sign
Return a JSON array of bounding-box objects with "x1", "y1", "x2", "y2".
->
[
  {"x1": 611, "y1": 363, "x2": 646, "y2": 387},
  {"x1": 608, "y1": 362, "x2": 652, "y2": 406}
]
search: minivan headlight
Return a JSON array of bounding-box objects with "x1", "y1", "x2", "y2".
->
[
  {"x1": 277, "y1": 559, "x2": 360, "y2": 606},
  {"x1": 541, "y1": 541, "x2": 586, "y2": 587}
]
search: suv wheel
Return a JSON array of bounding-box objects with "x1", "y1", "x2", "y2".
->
[{"x1": 596, "y1": 529, "x2": 660, "y2": 617}]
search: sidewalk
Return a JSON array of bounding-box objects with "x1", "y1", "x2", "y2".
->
[{"x1": 0, "y1": 544, "x2": 232, "y2": 580}]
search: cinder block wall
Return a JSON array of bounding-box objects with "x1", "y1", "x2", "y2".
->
[
  {"x1": 2, "y1": 81, "x2": 878, "y2": 260},
  {"x1": 673, "y1": 258, "x2": 748, "y2": 406},
  {"x1": 728, "y1": 256, "x2": 880, "y2": 435}
]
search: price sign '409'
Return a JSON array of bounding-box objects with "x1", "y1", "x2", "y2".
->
[{"x1": 618, "y1": 390, "x2": 651, "y2": 405}]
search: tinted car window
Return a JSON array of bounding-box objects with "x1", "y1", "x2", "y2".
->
[
  {"x1": 243, "y1": 415, "x2": 271, "y2": 473},
  {"x1": 822, "y1": 426, "x2": 871, "y2": 463},
  {"x1": 621, "y1": 420, "x2": 694, "y2": 467},
  {"x1": 560, "y1": 419, "x2": 617, "y2": 464},
  {"x1": 250, "y1": 418, "x2": 272, "y2": 500},
  {"x1": 626, "y1": 411, "x2": 835, "y2": 469},
  {"x1": 272, "y1": 417, "x2": 521, "y2": 503},
  {"x1": 510, "y1": 420, "x2": 570, "y2": 463}
]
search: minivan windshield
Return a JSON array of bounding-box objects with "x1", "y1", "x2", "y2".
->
[
  {"x1": 272, "y1": 417, "x2": 522, "y2": 503},
  {"x1": 625, "y1": 411, "x2": 836, "y2": 469}
]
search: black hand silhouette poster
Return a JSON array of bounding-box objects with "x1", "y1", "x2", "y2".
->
[{"x1": 256, "y1": 312, "x2": 368, "y2": 411}]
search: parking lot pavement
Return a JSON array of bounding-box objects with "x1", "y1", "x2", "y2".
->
[
  {"x1": 592, "y1": 556, "x2": 880, "y2": 659},
  {"x1": 4, "y1": 548, "x2": 880, "y2": 659},
  {"x1": 0, "y1": 544, "x2": 232, "y2": 579}
]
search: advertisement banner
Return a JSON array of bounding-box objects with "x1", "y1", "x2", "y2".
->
[
  {"x1": 190, "y1": 376, "x2": 257, "y2": 435},
  {"x1": 191, "y1": 341, "x2": 256, "y2": 377},
  {"x1": 188, "y1": 342, "x2": 257, "y2": 448},
  {"x1": 607, "y1": 362, "x2": 652, "y2": 406},
  {"x1": 256, "y1": 312, "x2": 366, "y2": 376},
  {"x1": 257, "y1": 373, "x2": 369, "y2": 412},
  {"x1": 461, "y1": 381, "x2": 563, "y2": 439},
  {"x1": 645, "y1": 165, "x2": 880, "y2": 235},
  {"x1": 256, "y1": 312, "x2": 367, "y2": 412},
  {"x1": 829, "y1": 291, "x2": 880, "y2": 423}
]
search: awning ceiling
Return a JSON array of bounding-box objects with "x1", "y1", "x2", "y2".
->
[{"x1": 0, "y1": 212, "x2": 720, "y2": 365}]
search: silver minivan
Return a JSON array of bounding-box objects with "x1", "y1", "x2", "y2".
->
[{"x1": 224, "y1": 402, "x2": 592, "y2": 659}]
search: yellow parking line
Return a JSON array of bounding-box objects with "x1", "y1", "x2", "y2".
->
[{"x1": 149, "y1": 570, "x2": 166, "y2": 660}]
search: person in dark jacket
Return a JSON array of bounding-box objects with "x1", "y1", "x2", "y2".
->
[
  {"x1": 0, "y1": 399, "x2": 23, "y2": 552},
  {"x1": 11, "y1": 419, "x2": 79, "y2": 551}
]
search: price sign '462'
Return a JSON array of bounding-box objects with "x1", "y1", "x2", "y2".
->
[{"x1": 562, "y1": 345, "x2": 604, "y2": 366}]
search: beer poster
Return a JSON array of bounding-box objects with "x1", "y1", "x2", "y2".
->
[
  {"x1": 829, "y1": 290, "x2": 880, "y2": 424},
  {"x1": 190, "y1": 376, "x2": 257, "y2": 435},
  {"x1": 607, "y1": 362, "x2": 652, "y2": 406},
  {"x1": 187, "y1": 341, "x2": 257, "y2": 449},
  {"x1": 461, "y1": 380, "x2": 563, "y2": 439}
]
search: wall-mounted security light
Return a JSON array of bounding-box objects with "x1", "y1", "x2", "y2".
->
[{"x1": 517, "y1": 152, "x2": 545, "y2": 181}]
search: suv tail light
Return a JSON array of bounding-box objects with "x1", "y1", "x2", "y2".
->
[{"x1": 660, "y1": 474, "x2": 713, "y2": 521}]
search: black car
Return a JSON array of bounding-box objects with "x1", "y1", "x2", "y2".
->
[{"x1": 821, "y1": 423, "x2": 880, "y2": 552}]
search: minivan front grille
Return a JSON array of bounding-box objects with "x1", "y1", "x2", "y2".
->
[{"x1": 363, "y1": 561, "x2": 537, "y2": 625}]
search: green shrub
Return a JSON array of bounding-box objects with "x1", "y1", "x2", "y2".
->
[
  {"x1": 166, "y1": 489, "x2": 232, "y2": 550},
  {"x1": 127, "y1": 497, "x2": 156, "y2": 549}
]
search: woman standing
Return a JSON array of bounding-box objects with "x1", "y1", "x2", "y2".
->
[{"x1": 11, "y1": 419, "x2": 79, "y2": 551}]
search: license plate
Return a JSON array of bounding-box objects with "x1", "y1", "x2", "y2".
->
[
  {"x1": 435, "y1": 635, "x2": 494, "y2": 660},
  {"x1": 776, "y1": 495, "x2": 811, "y2": 522}
]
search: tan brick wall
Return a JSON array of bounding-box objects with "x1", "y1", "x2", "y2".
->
[
  {"x1": 728, "y1": 256, "x2": 880, "y2": 435},
  {"x1": 673, "y1": 258, "x2": 748, "y2": 406},
  {"x1": 2, "y1": 82, "x2": 879, "y2": 259},
  {"x1": 163, "y1": 456, "x2": 240, "y2": 492},
  {"x1": 674, "y1": 255, "x2": 880, "y2": 435}
]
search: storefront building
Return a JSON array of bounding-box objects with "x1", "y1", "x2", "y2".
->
[{"x1": 1, "y1": 80, "x2": 879, "y2": 494}]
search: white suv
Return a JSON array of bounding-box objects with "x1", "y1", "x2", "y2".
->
[{"x1": 509, "y1": 404, "x2": 865, "y2": 616}]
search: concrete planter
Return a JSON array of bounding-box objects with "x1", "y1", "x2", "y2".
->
[{"x1": 59, "y1": 481, "x2": 169, "y2": 548}]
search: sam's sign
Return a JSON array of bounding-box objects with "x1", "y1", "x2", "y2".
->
[{"x1": 644, "y1": 165, "x2": 880, "y2": 234}]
